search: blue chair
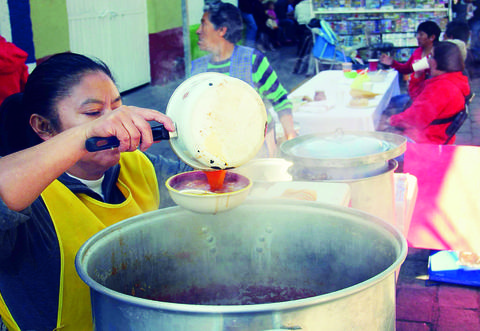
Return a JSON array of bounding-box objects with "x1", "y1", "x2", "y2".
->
[{"x1": 311, "y1": 20, "x2": 360, "y2": 74}]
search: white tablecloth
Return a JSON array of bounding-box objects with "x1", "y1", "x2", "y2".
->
[{"x1": 286, "y1": 70, "x2": 400, "y2": 136}]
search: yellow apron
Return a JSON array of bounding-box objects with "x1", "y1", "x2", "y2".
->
[{"x1": 0, "y1": 151, "x2": 159, "y2": 330}]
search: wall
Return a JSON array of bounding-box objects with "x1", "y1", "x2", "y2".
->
[
  {"x1": 29, "y1": 0, "x2": 69, "y2": 61},
  {"x1": 27, "y1": 0, "x2": 185, "y2": 86},
  {"x1": 9, "y1": 0, "x2": 221, "y2": 87},
  {"x1": 0, "y1": 0, "x2": 12, "y2": 41},
  {"x1": 147, "y1": 0, "x2": 182, "y2": 33},
  {"x1": 146, "y1": 0, "x2": 237, "y2": 84},
  {"x1": 3, "y1": 0, "x2": 36, "y2": 64},
  {"x1": 146, "y1": 0, "x2": 185, "y2": 85}
]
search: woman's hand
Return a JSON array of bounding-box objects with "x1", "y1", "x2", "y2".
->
[
  {"x1": 82, "y1": 106, "x2": 175, "y2": 152},
  {"x1": 279, "y1": 113, "x2": 297, "y2": 141},
  {"x1": 380, "y1": 53, "x2": 393, "y2": 66},
  {"x1": 0, "y1": 105, "x2": 173, "y2": 211}
]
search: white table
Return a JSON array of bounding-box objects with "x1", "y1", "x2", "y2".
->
[{"x1": 286, "y1": 70, "x2": 401, "y2": 136}]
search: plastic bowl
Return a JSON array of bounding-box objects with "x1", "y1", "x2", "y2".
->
[
  {"x1": 166, "y1": 171, "x2": 252, "y2": 214},
  {"x1": 344, "y1": 71, "x2": 357, "y2": 79}
]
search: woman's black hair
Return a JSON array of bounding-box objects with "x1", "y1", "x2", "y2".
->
[
  {"x1": 0, "y1": 52, "x2": 114, "y2": 156},
  {"x1": 433, "y1": 41, "x2": 465, "y2": 73},
  {"x1": 204, "y1": 1, "x2": 243, "y2": 44},
  {"x1": 417, "y1": 21, "x2": 442, "y2": 43}
]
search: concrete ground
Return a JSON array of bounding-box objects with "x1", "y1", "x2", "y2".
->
[{"x1": 122, "y1": 44, "x2": 480, "y2": 330}]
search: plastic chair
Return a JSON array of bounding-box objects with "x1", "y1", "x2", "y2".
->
[
  {"x1": 292, "y1": 22, "x2": 316, "y2": 75},
  {"x1": 293, "y1": 19, "x2": 347, "y2": 76},
  {"x1": 311, "y1": 20, "x2": 344, "y2": 71},
  {"x1": 293, "y1": 19, "x2": 361, "y2": 76},
  {"x1": 432, "y1": 92, "x2": 475, "y2": 144},
  {"x1": 310, "y1": 20, "x2": 364, "y2": 74}
]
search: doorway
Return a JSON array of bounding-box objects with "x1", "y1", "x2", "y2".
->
[{"x1": 66, "y1": 0, "x2": 150, "y2": 92}]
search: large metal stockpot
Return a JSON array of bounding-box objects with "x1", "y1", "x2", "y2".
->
[
  {"x1": 76, "y1": 200, "x2": 407, "y2": 330},
  {"x1": 280, "y1": 131, "x2": 407, "y2": 226}
]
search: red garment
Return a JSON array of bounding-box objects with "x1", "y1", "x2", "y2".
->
[
  {"x1": 391, "y1": 47, "x2": 429, "y2": 99},
  {"x1": 404, "y1": 143, "x2": 480, "y2": 252},
  {"x1": 407, "y1": 72, "x2": 427, "y2": 100},
  {"x1": 389, "y1": 71, "x2": 470, "y2": 144},
  {"x1": 391, "y1": 47, "x2": 423, "y2": 74},
  {"x1": 0, "y1": 36, "x2": 29, "y2": 106}
]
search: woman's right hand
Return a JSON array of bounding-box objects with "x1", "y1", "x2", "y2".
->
[
  {"x1": 82, "y1": 105, "x2": 175, "y2": 153},
  {"x1": 380, "y1": 53, "x2": 393, "y2": 66},
  {"x1": 0, "y1": 105, "x2": 173, "y2": 211}
]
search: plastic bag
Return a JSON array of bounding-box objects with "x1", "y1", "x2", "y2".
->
[
  {"x1": 266, "y1": 18, "x2": 278, "y2": 29},
  {"x1": 350, "y1": 71, "x2": 370, "y2": 90}
]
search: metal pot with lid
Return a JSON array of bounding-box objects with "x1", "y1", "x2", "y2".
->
[
  {"x1": 280, "y1": 130, "x2": 406, "y2": 180},
  {"x1": 280, "y1": 130, "x2": 407, "y2": 226}
]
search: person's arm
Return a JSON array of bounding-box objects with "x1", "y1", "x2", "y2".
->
[
  {"x1": 278, "y1": 112, "x2": 296, "y2": 140},
  {"x1": 379, "y1": 53, "x2": 393, "y2": 66},
  {"x1": 0, "y1": 106, "x2": 175, "y2": 211},
  {"x1": 0, "y1": 127, "x2": 89, "y2": 211},
  {"x1": 389, "y1": 81, "x2": 450, "y2": 130},
  {"x1": 252, "y1": 51, "x2": 297, "y2": 139},
  {"x1": 390, "y1": 59, "x2": 414, "y2": 75},
  {"x1": 386, "y1": 47, "x2": 422, "y2": 75}
]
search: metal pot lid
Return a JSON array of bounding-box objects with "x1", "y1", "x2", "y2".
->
[{"x1": 280, "y1": 130, "x2": 407, "y2": 167}]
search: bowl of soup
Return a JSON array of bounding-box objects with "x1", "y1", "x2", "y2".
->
[{"x1": 166, "y1": 170, "x2": 252, "y2": 214}]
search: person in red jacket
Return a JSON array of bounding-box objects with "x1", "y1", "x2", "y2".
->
[
  {"x1": 380, "y1": 21, "x2": 441, "y2": 76},
  {"x1": 388, "y1": 41, "x2": 471, "y2": 145},
  {"x1": 0, "y1": 35, "x2": 29, "y2": 106},
  {"x1": 380, "y1": 21, "x2": 441, "y2": 100}
]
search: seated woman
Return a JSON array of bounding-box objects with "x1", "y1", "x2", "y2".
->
[
  {"x1": 388, "y1": 41, "x2": 471, "y2": 145},
  {"x1": 0, "y1": 52, "x2": 191, "y2": 330},
  {"x1": 407, "y1": 39, "x2": 468, "y2": 102}
]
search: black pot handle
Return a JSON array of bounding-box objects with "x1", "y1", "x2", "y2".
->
[{"x1": 85, "y1": 124, "x2": 171, "y2": 152}]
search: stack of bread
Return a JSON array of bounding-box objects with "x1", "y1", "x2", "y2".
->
[{"x1": 348, "y1": 89, "x2": 379, "y2": 108}]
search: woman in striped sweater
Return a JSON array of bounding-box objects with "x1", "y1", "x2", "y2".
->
[{"x1": 192, "y1": 1, "x2": 297, "y2": 156}]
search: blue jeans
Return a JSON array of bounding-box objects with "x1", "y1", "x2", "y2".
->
[
  {"x1": 470, "y1": 19, "x2": 480, "y2": 52},
  {"x1": 241, "y1": 12, "x2": 257, "y2": 48},
  {"x1": 279, "y1": 18, "x2": 296, "y2": 42}
]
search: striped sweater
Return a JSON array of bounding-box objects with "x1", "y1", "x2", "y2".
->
[{"x1": 191, "y1": 46, "x2": 292, "y2": 127}]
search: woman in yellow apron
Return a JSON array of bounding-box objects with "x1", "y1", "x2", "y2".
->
[{"x1": 0, "y1": 53, "x2": 191, "y2": 330}]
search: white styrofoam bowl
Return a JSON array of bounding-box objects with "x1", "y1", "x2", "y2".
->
[{"x1": 166, "y1": 171, "x2": 252, "y2": 214}]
